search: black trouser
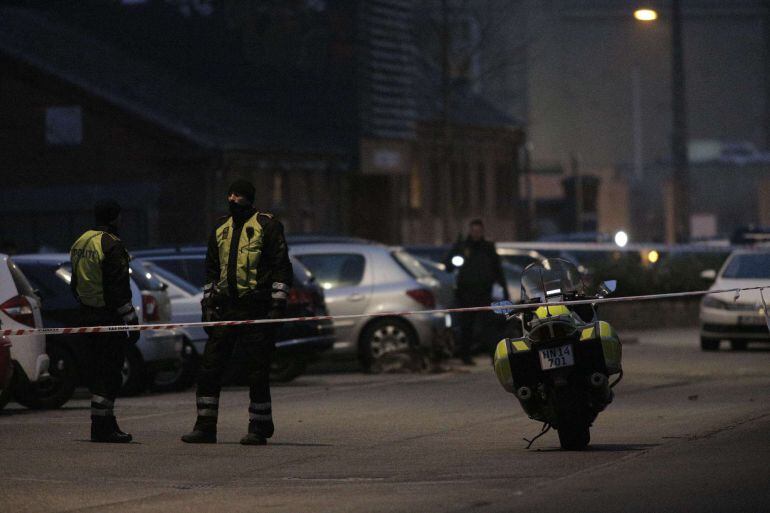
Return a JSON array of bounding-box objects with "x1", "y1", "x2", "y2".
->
[
  {"x1": 456, "y1": 292, "x2": 492, "y2": 361},
  {"x1": 80, "y1": 307, "x2": 127, "y2": 418},
  {"x1": 194, "y1": 300, "x2": 275, "y2": 437}
]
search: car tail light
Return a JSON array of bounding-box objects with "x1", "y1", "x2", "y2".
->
[
  {"x1": 1, "y1": 295, "x2": 36, "y2": 327},
  {"x1": 142, "y1": 293, "x2": 159, "y2": 323},
  {"x1": 406, "y1": 288, "x2": 436, "y2": 309},
  {"x1": 288, "y1": 288, "x2": 313, "y2": 306}
]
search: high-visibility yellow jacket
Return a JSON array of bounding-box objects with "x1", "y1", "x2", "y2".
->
[
  {"x1": 70, "y1": 227, "x2": 133, "y2": 315},
  {"x1": 205, "y1": 210, "x2": 293, "y2": 301}
]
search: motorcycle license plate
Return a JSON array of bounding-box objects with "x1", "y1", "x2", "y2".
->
[{"x1": 538, "y1": 344, "x2": 574, "y2": 370}]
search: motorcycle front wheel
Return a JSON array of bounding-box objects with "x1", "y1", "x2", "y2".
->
[
  {"x1": 557, "y1": 422, "x2": 591, "y2": 450},
  {"x1": 552, "y1": 386, "x2": 592, "y2": 451}
]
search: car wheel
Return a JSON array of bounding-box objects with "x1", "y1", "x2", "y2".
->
[
  {"x1": 30, "y1": 342, "x2": 77, "y2": 409},
  {"x1": 700, "y1": 337, "x2": 719, "y2": 351},
  {"x1": 730, "y1": 339, "x2": 748, "y2": 351},
  {"x1": 120, "y1": 346, "x2": 147, "y2": 396},
  {"x1": 359, "y1": 318, "x2": 419, "y2": 374},
  {"x1": 152, "y1": 340, "x2": 198, "y2": 392}
]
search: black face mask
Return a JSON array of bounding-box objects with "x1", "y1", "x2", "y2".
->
[{"x1": 228, "y1": 200, "x2": 252, "y2": 219}]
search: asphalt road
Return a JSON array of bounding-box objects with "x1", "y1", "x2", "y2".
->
[{"x1": 1, "y1": 328, "x2": 769, "y2": 513}]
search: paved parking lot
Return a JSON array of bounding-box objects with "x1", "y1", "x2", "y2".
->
[{"x1": 1, "y1": 328, "x2": 769, "y2": 513}]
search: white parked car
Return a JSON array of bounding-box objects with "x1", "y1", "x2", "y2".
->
[
  {"x1": 699, "y1": 250, "x2": 770, "y2": 351},
  {"x1": 0, "y1": 254, "x2": 50, "y2": 409}
]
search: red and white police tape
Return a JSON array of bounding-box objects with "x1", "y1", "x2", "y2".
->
[{"x1": 2, "y1": 286, "x2": 769, "y2": 338}]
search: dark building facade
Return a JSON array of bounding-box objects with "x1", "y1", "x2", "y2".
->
[{"x1": 0, "y1": 0, "x2": 523, "y2": 251}]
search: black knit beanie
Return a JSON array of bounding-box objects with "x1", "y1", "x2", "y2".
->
[
  {"x1": 227, "y1": 179, "x2": 255, "y2": 204},
  {"x1": 94, "y1": 199, "x2": 121, "y2": 226}
]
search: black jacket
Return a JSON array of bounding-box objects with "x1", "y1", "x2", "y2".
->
[
  {"x1": 444, "y1": 237, "x2": 507, "y2": 299},
  {"x1": 205, "y1": 209, "x2": 293, "y2": 299}
]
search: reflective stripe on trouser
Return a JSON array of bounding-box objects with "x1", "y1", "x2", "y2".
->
[
  {"x1": 248, "y1": 401, "x2": 274, "y2": 438},
  {"x1": 196, "y1": 396, "x2": 219, "y2": 419},
  {"x1": 91, "y1": 394, "x2": 114, "y2": 417},
  {"x1": 248, "y1": 401, "x2": 272, "y2": 422},
  {"x1": 194, "y1": 301, "x2": 275, "y2": 434}
]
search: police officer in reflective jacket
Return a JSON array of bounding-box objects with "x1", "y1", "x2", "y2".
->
[
  {"x1": 182, "y1": 179, "x2": 293, "y2": 445},
  {"x1": 70, "y1": 200, "x2": 139, "y2": 443}
]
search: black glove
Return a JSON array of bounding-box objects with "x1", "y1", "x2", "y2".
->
[
  {"x1": 122, "y1": 309, "x2": 140, "y2": 345},
  {"x1": 267, "y1": 299, "x2": 287, "y2": 320},
  {"x1": 201, "y1": 293, "x2": 220, "y2": 336}
]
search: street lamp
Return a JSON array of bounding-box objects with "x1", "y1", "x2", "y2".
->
[
  {"x1": 634, "y1": 1, "x2": 689, "y2": 243},
  {"x1": 634, "y1": 8, "x2": 658, "y2": 21}
]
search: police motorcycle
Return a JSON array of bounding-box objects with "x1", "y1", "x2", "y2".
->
[{"x1": 492, "y1": 258, "x2": 623, "y2": 450}]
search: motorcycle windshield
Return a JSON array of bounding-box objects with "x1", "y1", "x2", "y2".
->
[{"x1": 521, "y1": 258, "x2": 585, "y2": 303}]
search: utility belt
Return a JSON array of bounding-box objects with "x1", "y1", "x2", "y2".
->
[
  {"x1": 211, "y1": 288, "x2": 271, "y2": 308},
  {"x1": 78, "y1": 303, "x2": 120, "y2": 316},
  {"x1": 202, "y1": 288, "x2": 271, "y2": 331}
]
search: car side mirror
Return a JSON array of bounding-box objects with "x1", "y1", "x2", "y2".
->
[
  {"x1": 598, "y1": 280, "x2": 617, "y2": 297},
  {"x1": 700, "y1": 269, "x2": 717, "y2": 280}
]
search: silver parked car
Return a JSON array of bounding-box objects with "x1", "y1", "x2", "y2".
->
[{"x1": 289, "y1": 242, "x2": 450, "y2": 372}]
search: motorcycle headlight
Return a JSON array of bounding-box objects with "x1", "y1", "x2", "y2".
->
[{"x1": 702, "y1": 296, "x2": 727, "y2": 309}]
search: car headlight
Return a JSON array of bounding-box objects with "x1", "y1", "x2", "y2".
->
[{"x1": 702, "y1": 296, "x2": 727, "y2": 309}]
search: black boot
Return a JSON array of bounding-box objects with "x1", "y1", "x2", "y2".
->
[
  {"x1": 239, "y1": 420, "x2": 268, "y2": 446},
  {"x1": 110, "y1": 416, "x2": 132, "y2": 438},
  {"x1": 91, "y1": 416, "x2": 132, "y2": 443},
  {"x1": 181, "y1": 428, "x2": 217, "y2": 444},
  {"x1": 181, "y1": 417, "x2": 217, "y2": 444}
]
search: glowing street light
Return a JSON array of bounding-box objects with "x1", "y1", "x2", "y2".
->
[
  {"x1": 633, "y1": 2, "x2": 690, "y2": 243},
  {"x1": 634, "y1": 8, "x2": 658, "y2": 21},
  {"x1": 614, "y1": 231, "x2": 629, "y2": 248}
]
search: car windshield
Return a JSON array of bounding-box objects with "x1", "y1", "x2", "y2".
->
[
  {"x1": 294, "y1": 253, "x2": 365, "y2": 290},
  {"x1": 391, "y1": 250, "x2": 433, "y2": 280},
  {"x1": 500, "y1": 253, "x2": 540, "y2": 269},
  {"x1": 14, "y1": 262, "x2": 71, "y2": 300},
  {"x1": 136, "y1": 260, "x2": 200, "y2": 295},
  {"x1": 143, "y1": 256, "x2": 207, "y2": 290},
  {"x1": 128, "y1": 260, "x2": 167, "y2": 291},
  {"x1": 721, "y1": 253, "x2": 770, "y2": 279},
  {"x1": 7, "y1": 258, "x2": 36, "y2": 297},
  {"x1": 521, "y1": 258, "x2": 585, "y2": 303}
]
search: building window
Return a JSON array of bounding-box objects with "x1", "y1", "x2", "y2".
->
[
  {"x1": 496, "y1": 163, "x2": 510, "y2": 212},
  {"x1": 460, "y1": 161, "x2": 470, "y2": 213},
  {"x1": 272, "y1": 170, "x2": 284, "y2": 207},
  {"x1": 430, "y1": 161, "x2": 441, "y2": 216},
  {"x1": 477, "y1": 163, "x2": 486, "y2": 209},
  {"x1": 409, "y1": 164, "x2": 422, "y2": 210},
  {"x1": 45, "y1": 106, "x2": 82, "y2": 146}
]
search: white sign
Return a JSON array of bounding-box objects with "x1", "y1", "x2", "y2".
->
[
  {"x1": 690, "y1": 213, "x2": 717, "y2": 240},
  {"x1": 372, "y1": 150, "x2": 402, "y2": 171}
]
